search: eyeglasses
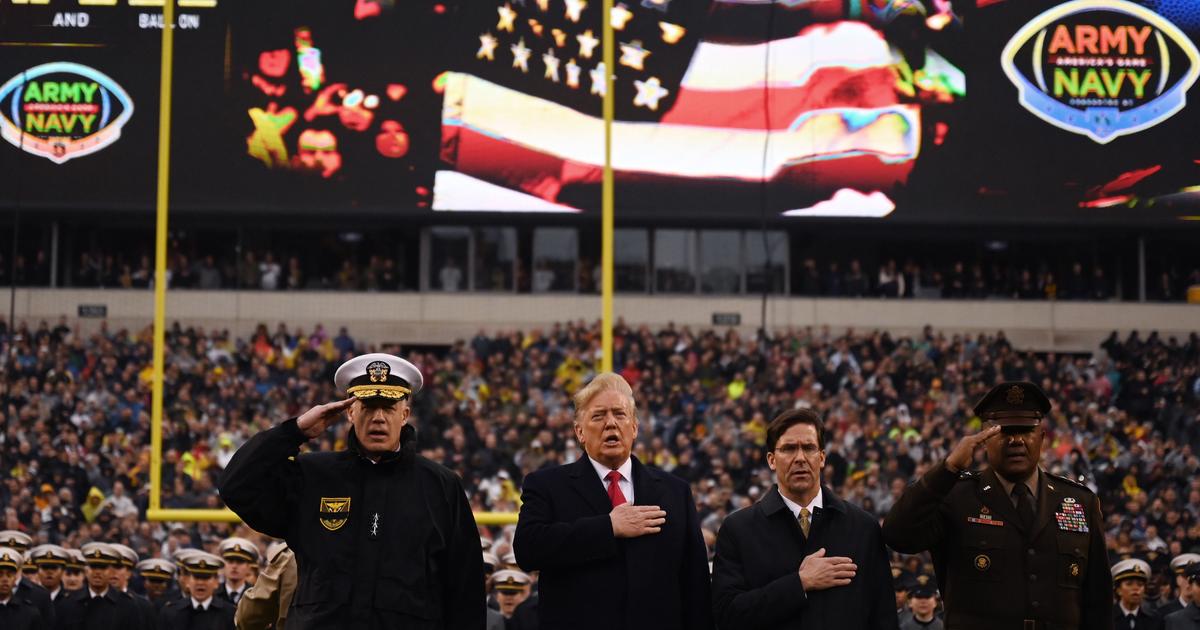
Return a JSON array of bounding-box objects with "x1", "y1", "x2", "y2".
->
[{"x1": 774, "y1": 444, "x2": 821, "y2": 457}]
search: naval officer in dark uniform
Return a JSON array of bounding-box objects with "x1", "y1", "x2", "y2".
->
[
  {"x1": 159, "y1": 552, "x2": 237, "y2": 630},
  {"x1": 220, "y1": 353, "x2": 485, "y2": 630},
  {"x1": 0, "y1": 546, "x2": 46, "y2": 630},
  {"x1": 883, "y1": 381, "x2": 1113, "y2": 630}
]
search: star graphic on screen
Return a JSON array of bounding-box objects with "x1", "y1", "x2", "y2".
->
[
  {"x1": 566, "y1": 59, "x2": 582, "y2": 88},
  {"x1": 577, "y1": 29, "x2": 599, "y2": 58},
  {"x1": 478, "y1": 33, "x2": 499, "y2": 61},
  {"x1": 536, "y1": 0, "x2": 550, "y2": 10},
  {"x1": 641, "y1": 0, "x2": 670, "y2": 12},
  {"x1": 619, "y1": 40, "x2": 650, "y2": 71},
  {"x1": 497, "y1": 4, "x2": 517, "y2": 32},
  {"x1": 611, "y1": 4, "x2": 633, "y2": 30},
  {"x1": 590, "y1": 62, "x2": 608, "y2": 96},
  {"x1": 512, "y1": 38, "x2": 532, "y2": 73},
  {"x1": 564, "y1": 0, "x2": 587, "y2": 22},
  {"x1": 543, "y1": 49, "x2": 561, "y2": 82},
  {"x1": 551, "y1": 28, "x2": 568, "y2": 47},
  {"x1": 659, "y1": 22, "x2": 685, "y2": 44},
  {"x1": 633, "y1": 76, "x2": 669, "y2": 110},
  {"x1": 528, "y1": 18, "x2": 544, "y2": 36}
]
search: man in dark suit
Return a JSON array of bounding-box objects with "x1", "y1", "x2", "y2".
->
[
  {"x1": 513, "y1": 372, "x2": 713, "y2": 630},
  {"x1": 883, "y1": 382, "x2": 1112, "y2": 630},
  {"x1": 1164, "y1": 563, "x2": 1200, "y2": 630},
  {"x1": 1112, "y1": 559, "x2": 1163, "y2": 630},
  {"x1": 711, "y1": 408, "x2": 897, "y2": 630}
]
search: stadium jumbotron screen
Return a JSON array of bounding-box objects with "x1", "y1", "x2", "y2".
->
[{"x1": 0, "y1": 0, "x2": 1198, "y2": 222}]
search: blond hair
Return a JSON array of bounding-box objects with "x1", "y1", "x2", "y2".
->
[{"x1": 573, "y1": 372, "x2": 635, "y2": 422}]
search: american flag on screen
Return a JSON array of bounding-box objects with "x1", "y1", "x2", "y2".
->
[{"x1": 435, "y1": 0, "x2": 964, "y2": 215}]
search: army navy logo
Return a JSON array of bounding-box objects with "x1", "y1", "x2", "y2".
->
[
  {"x1": 0, "y1": 62, "x2": 134, "y2": 164},
  {"x1": 319, "y1": 497, "x2": 351, "y2": 531},
  {"x1": 1006, "y1": 385, "x2": 1024, "y2": 405},
  {"x1": 1001, "y1": 0, "x2": 1200, "y2": 144},
  {"x1": 367, "y1": 361, "x2": 390, "y2": 383},
  {"x1": 974, "y1": 554, "x2": 991, "y2": 571}
]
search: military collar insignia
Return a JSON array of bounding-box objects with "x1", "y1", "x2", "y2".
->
[{"x1": 1055, "y1": 496, "x2": 1089, "y2": 532}]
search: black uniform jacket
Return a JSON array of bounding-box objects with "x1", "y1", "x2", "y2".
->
[
  {"x1": 1163, "y1": 604, "x2": 1200, "y2": 630},
  {"x1": 1156, "y1": 600, "x2": 1185, "y2": 621},
  {"x1": 129, "y1": 590, "x2": 159, "y2": 630},
  {"x1": 512, "y1": 455, "x2": 713, "y2": 630},
  {"x1": 219, "y1": 419, "x2": 485, "y2": 630},
  {"x1": 18, "y1": 578, "x2": 55, "y2": 628},
  {"x1": 0, "y1": 592, "x2": 46, "y2": 630},
  {"x1": 54, "y1": 587, "x2": 143, "y2": 630},
  {"x1": 711, "y1": 485, "x2": 898, "y2": 630},
  {"x1": 1112, "y1": 604, "x2": 1163, "y2": 630},
  {"x1": 213, "y1": 584, "x2": 246, "y2": 607},
  {"x1": 883, "y1": 463, "x2": 1113, "y2": 630},
  {"x1": 159, "y1": 596, "x2": 236, "y2": 630}
]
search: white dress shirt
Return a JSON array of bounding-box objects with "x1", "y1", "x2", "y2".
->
[
  {"x1": 88, "y1": 587, "x2": 109, "y2": 599},
  {"x1": 589, "y1": 456, "x2": 634, "y2": 504},
  {"x1": 778, "y1": 486, "x2": 824, "y2": 519},
  {"x1": 192, "y1": 596, "x2": 213, "y2": 611}
]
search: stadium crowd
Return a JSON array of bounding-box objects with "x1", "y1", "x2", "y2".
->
[{"x1": 1, "y1": 317, "x2": 1199, "y2": 627}]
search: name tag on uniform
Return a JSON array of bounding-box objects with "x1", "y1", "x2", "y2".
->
[
  {"x1": 1055, "y1": 497, "x2": 1089, "y2": 533},
  {"x1": 967, "y1": 506, "x2": 1004, "y2": 527}
]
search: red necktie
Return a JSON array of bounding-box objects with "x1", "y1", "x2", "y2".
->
[{"x1": 605, "y1": 470, "x2": 627, "y2": 508}]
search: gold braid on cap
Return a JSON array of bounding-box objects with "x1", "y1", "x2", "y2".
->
[{"x1": 346, "y1": 384, "x2": 411, "y2": 399}]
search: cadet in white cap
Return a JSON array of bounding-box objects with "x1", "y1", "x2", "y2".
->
[
  {"x1": 216, "y1": 537, "x2": 259, "y2": 606},
  {"x1": 1159, "y1": 553, "x2": 1200, "y2": 619},
  {"x1": 136, "y1": 558, "x2": 178, "y2": 609},
  {"x1": 1112, "y1": 558, "x2": 1158, "y2": 630},
  {"x1": 63, "y1": 548, "x2": 86, "y2": 592},
  {"x1": 56, "y1": 543, "x2": 141, "y2": 628},
  {"x1": 0, "y1": 534, "x2": 54, "y2": 627},
  {"x1": 108, "y1": 543, "x2": 157, "y2": 630},
  {"x1": 20, "y1": 550, "x2": 37, "y2": 582},
  {"x1": 29, "y1": 544, "x2": 70, "y2": 600},
  {"x1": 0, "y1": 547, "x2": 45, "y2": 630},
  {"x1": 220, "y1": 352, "x2": 485, "y2": 630},
  {"x1": 0, "y1": 530, "x2": 32, "y2": 551},
  {"x1": 491, "y1": 569, "x2": 533, "y2": 618},
  {"x1": 161, "y1": 552, "x2": 237, "y2": 630},
  {"x1": 173, "y1": 548, "x2": 205, "y2": 599},
  {"x1": 481, "y1": 552, "x2": 506, "y2": 630}
]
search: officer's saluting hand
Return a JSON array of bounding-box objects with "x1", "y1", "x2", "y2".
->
[
  {"x1": 882, "y1": 381, "x2": 1113, "y2": 630},
  {"x1": 220, "y1": 353, "x2": 485, "y2": 630}
]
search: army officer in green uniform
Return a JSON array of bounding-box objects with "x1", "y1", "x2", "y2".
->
[{"x1": 882, "y1": 381, "x2": 1112, "y2": 630}]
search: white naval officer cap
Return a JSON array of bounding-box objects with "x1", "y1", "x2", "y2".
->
[
  {"x1": 1170, "y1": 553, "x2": 1200, "y2": 575},
  {"x1": 334, "y1": 353, "x2": 423, "y2": 401},
  {"x1": 1111, "y1": 558, "x2": 1151, "y2": 583}
]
